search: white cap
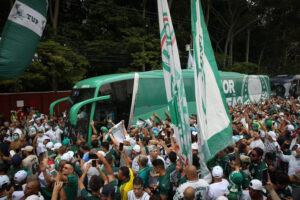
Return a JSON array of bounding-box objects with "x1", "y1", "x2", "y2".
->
[
  {"x1": 14, "y1": 170, "x2": 27, "y2": 183},
  {"x1": 42, "y1": 136, "x2": 50, "y2": 143},
  {"x1": 192, "y1": 143, "x2": 198, "y2": 150},
  {"x1": 216, "y1": 196, "x2": 228, "y2": 200},
  {"x1": 279, "y1": 112, "x2": 284, "y2": 116},
  {"x1": 46, "y1": 142, "x2": 54, "y2": 150},
  {"x1": 212, "y1": 166, "x2": 223, "y2": 178},
  {"x1": 13, "y1": 129, "x2": 22, "y2": 136},
  {"x1": 268, "y1": 131, "x2": 277, "y2": 141},
  {"x1": 133, "y1": 145, "x2": 141, "y2": 153},
  {"x1": 52, "y1": 143, "x2": 62, "y2": 151},
  {"x1": 0, "y1": 175, "x2": 10, "y2": 188},
  {"x1": 61, "y1": 153, "x2": 72, "y2": 162},
  {"x1": 97, "y1": 151, "x2": 106, "y2": 157},
  {"x1": 67, "y1": 151, "x2": 74, "y2": 158},
  {"x1": 250, "y1": 179, "x2": 265, "y2": 192},
  {"x1": 124, "y1": 136, "x2": 136, "y2": 146},
  {"x1": 287, "y1": 124, "x2": 295, "y2": 132},
  {"x1": 192, "y1": 131, "x2": 198, "y2": 136}
]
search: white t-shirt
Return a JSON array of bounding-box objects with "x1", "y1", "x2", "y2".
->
[
  {"x1": 173, "y1": 179, "x2": 209, "y2": 200},
  {"x1": 250, "y1": 139, "x2": 265, "y2": 151},
  {"x1": 54, "y1": 128, "x2": 63, "y2": 143},
  {"x1": 132, "y1": 156, "x2": 140, "y2": 172},
  {"x1": 127, "y1": 190, "x2": 150, "y2": 200},
  {"x1": 207, "y1": 179, "x2": 229, "y2": 200},
  {"x1": 45, "y1": 129, "x2": 56, "y2": 142}
]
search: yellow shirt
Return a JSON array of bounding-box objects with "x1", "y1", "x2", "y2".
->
[{"x1": 120, "y1": 168, "x2": 134, "y2": 200}]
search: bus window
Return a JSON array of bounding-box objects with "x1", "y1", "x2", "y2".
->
[
  {"x1": 93, "y1": 79, "x2": 134, "y2": 129},
  {"x1": 71, "y1": 88, "x2": 95, "y2": 104}
]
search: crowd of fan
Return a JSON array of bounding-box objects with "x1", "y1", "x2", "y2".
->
[{"x1": 0, "y1": 96, "x2": 300, "y2": 200}]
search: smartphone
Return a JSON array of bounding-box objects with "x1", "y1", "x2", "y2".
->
[
  {"x1": 50, "y1": 170, "x2": 57, "y2": 178},
  {"x1": 262, "y1": 169, "x2": 268, "y2": 185},
  {"x1": 119, "y1": 143, "x2": 124, "y2": 151},
  {"x1": 92, "y1": 159, "x2": 97, "y2": 167}
]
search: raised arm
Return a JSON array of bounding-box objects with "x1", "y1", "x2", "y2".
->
[
  {"x1": 79, "y1": 162, "x2": 91, "y2": 191},
  {"x1": 96, "y1": 153, "x2": 116, "y2": 182}
]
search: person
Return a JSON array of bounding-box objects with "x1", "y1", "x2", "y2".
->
[
  {"x1": 0, "y1": 175, "x2": 13, "y2": 200},
  {"x1": 21, "y1": 146, "x2": 39, "y2": 181},
  {"x1": 173, "y1": 165, "x2": 209, "y2": 200},
  {"x1": 58, "y1": 162, "x2": 78, "y2": 200},
  {"x1": 249, "y1": 147, "x2": 268, "y2": 180},
  {"x1": 118, "y1": 149, "x2": 134, "y2": 200},
  {"x1": 151, "y1": 158, "x2": 171, "y2": 200},
  {"x1": 278, "y1": 145, "x2": 300, "y2": 176},
  {"x1": 136, "y1": 155, "x2": 150, "y2": 187},
  {"x1": 183, "y1": 186, "x2": 195, "y2": 200},
  {"x1": 20, "y1": 180, "x2": 42, "y2": 200},
  {"x1": 207, "y1": 166, "x2": 229, "y2": 200},
  {"x1": 248, "y1": 179, "x2": 265, "y2": 200},
  {"x1": 8, "y1": 154, "x2": 28, "y2": 181},
  {"x1": 127, "y1": 177, "x2": 150, "y2": 200},
  {"x1": 272, "y1": 171, "x2": 293, "y2": 199},
  {"x1": 12, "y1": 170, "x2": 28, "y2": 200}
]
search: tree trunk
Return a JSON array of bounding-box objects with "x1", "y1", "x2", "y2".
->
[
  {"x1": 258, "y1": 47, "x2": 265, "y2": 73},
  {"x1": 205, "y1": 0, "x2": 210, "y2": 27},
  {"x1": 49, "y1": 0, "x2": 60, "y2": 35},
  {"x1": 168, "y1": 0, "x2": 173, "y2": 10},
  {"x1": 142, "y1": 0, "x2": 147, "y2": 71},
  {"x1": 245, "y1": 29, "x2": 250, "y2": 63},
  {"x1": 229, "y1": 35, "x2": 234, "y2": 69},
  {"x1": 223, "y1": 27, "x2": 233, "y2": 68}
]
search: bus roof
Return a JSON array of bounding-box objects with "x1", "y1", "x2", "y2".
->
[{"x1": 73, "y1": 69, "x2": 262, "y2": 89}]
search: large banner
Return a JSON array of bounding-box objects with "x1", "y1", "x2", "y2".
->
[
  {"x1": 157, "y1": 0, "x2": 192, "y2": 165},
  {"x1": 191, "y1": 0, "x2": 232, "y2": 162},
  {"x1": 0, "y1": 0, "x2": 48, "y2": 78}
]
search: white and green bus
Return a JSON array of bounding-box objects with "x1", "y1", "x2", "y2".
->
[{"x1": 50, "y1": 70, "x2": 270, "y2": 143}]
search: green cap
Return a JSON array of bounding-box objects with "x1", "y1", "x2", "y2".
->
[
  {"x1": 101, "y1": 126, "x2": 108, "y2": 133},
  {"x1": 228, "y1": 171, "x2": 243, "y2": 196},
  {"x1": 62, "y1": 138, "x2": 70, "y2": 146},
  {"x1": 266, "y1": 120, "x2": 272, "y2": 128}
]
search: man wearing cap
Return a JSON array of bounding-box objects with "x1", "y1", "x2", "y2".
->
[
  {"x1": 12, "y1": 170, "x2": 27, "y2": 200},
  {"x1": 264, "y1": 131, "x2": 280, "y2": 156},
  {"x1": 8, "y1": 154, "x2": 29, "y2": 181},
  {"x1": 242, "y1": 179, "x2": 266, "y2": 200},
  {"x1": 174, "y1": 165, "x2": 209, "y2": 200},
  {"x1": 21, "y1": 146, "x2": 39, "y2": 181},
  {"x1": 207, "y1": 166, "x2": 229, "y2": 200},
  {"x1": 131, "y1": 144, "x2": 141, "y2": 173},
  {"x1": 0, "y1": 175, "x2": 13, "y2": 200}
]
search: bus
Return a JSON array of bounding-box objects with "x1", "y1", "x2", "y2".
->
[{"x1": 50, "y1": 70, "x2": 270, "y2": 143}]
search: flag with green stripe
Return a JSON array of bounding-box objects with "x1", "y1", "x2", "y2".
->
[
  {"x1": 191, "y1": 0, "x2": 232, "y2": 163},
  {"x1": 157, "y1": 0, "x2": 192, "y2": 165}
]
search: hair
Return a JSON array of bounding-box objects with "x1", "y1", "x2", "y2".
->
[
  {"x1": 192, "y1": 154, "x2": 200, "y2": 169},
  {"x1": 149, "y1": 194, "x2": 162, "y2": 200},
  {"x1": 138, "y1": 155, "x2": 148, "y2": 168},
  {"x1": 101, "y1": 142, "x2": 109, "y2": 151},
  {"x1": 80, "y1": 142, "x2": 90, "y2": 151},
  {"x1": 0, "y1": 163, "x2": 9, "y2": 174},
  {"x1": 58, "y1": 146, "x2": 67, "y2": 155},
  {"x1": 133, "y1": 177, "x2": 144, "y2": 186},
  {"x1": 169, "y1": 151, "x2": 177, "y2": 163},
  {"x1": 64, "y1": 162, "x2": 75, "y2": 172},
  {"x1": 89, "y1": 175, "x2": 102, "y2": 192},
  {"x1": 152, "y1": 159, "x2": 165, "y2": 169},
  {"x1": 265, "y1": 152, "x2": 275, "y2": 161},
  {"x1": 105, "y1": 154, "x2": 113, "y2": 165},
  {"x1": 253, "y1": 147, "x2": 264, "y2": 157},
  {"x1": 0, "y1": 135, "x2": 4, "y2": 142},
  {"x1": 273, "y1": 171, "x2": 290, "y2": 185},
  {"x1": 120, "y1": 166, "x2": 130, "y2": 179},
  {"x1": 91, "y1": 140, "x2": 99, "y2": 148}
]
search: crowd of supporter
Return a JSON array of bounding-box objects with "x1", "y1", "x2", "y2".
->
[{"x1": 0, "y1": 96, "x2": 299, "y2": 200}]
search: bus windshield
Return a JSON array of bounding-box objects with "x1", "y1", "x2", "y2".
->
[{"x1": 65, "y1": 88, "x2": 95, "y2": 141}]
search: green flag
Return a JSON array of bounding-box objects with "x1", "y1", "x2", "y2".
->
[
  {"x1": 191, "y1": 0, "x2": 232, "y2": 162},
  {"x1": 158, "y1": 0, "x2": 192, "y2": 165},
  {"x1": 0, "y1": 0, "x2": 48, "y2": 78}
]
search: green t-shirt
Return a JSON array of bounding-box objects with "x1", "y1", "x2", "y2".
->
[
  {"x1": 158, "y1": 172, "x2": 171, "y2": 198},
  {"x1": 64, "y1": 174, "x2": 78, "y2": 200},
  {"x1": 81, "y1": 188, "x2": 99, "y2": 200},
  {"x1": 166, "y1": 163, "x2": 176, "y2": 175},
  {"x1": 177, "y1": 172, "x2": 187, "y2": 186},
  {"x1": 249, "y1": 161, "x2": 268, "y2": 181},
  {"x1": 241, "y1": 171, "x2": 250, "y2": 189},
  {"x1": 110, "y1": 180, "x2": 121, "y2": 200},
  {"x1": 107, "y1": 148, "x2": 118, "y2": 161},
  {"x1": 137, "y1": 167, "x2": 150, "y2": 187},
  {"x1": 276, "y1": 186, "x2": 293, "y2": 199}
]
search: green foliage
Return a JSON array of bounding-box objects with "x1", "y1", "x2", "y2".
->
[{"x1": 231, "y1": 62, "x2": 258, "y2": 74}]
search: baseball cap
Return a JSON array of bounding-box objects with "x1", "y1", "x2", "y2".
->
[
  {"x1": 98, "y1": 150, "x2": 106, "y2": 157},
  {"x1": 249, "y1": 179, "x2": 265, "y2": 192},
  {"x1": 192, "y1": 143, "x2": 198, "y2": 150},
  {"x1": 12, "y1": 154, "x2": 22, "y2": 166},
  {"x1": 25, "y1": 195, "x2": 44, "y2": 200},
  {"x1": 268, "y1": 131, "x2": 277, "y2": 141},
  {"x1": 101, "y1": 126, "x2": 108, "y2": 133},
  {"x1": 101, "y1": 183, "x2": 115, "y2": 198},
  {"x1": 216, "y1": 197, "x2": 228, "y2": 200},
  {"x1": 192, "y1": 131, "x2": 198, "y2": 136},
  {"x1": 14, "y1": 170, "x2": 27, "y2": 183},
  {"x1": 212, "y1": 166, "x2": 223, "y2": 178},
  {"x1": 62, "y1": 138, "x2": 70, "y2": 146},
  {"x1": 37, "y1": 128, "x2": 44, "y2": 133},
  {"x1": 148, "y1": 145, "x2": 157, "y2": 152},
  {"x1": 61, "y1": 153, "x2": 72, "y2": 162},
  {"x1": 46, "y1": 142, "x2": 54, "y2": 150},
  {"x1": 287, "y1": 124, "x2": 295, "y2": 132},
  {"x1": 133, "y1": 145, "x2": 141, "y2": 153},
  {"x1": 0, "y1": 175, "x2": 10, "y2": 188},
  {"x1": 21, "y1": 146, "x2": 34, "y2": 152},
  {"x1": 52, "y1": 143, "x2": 62, "y2": 151}
]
